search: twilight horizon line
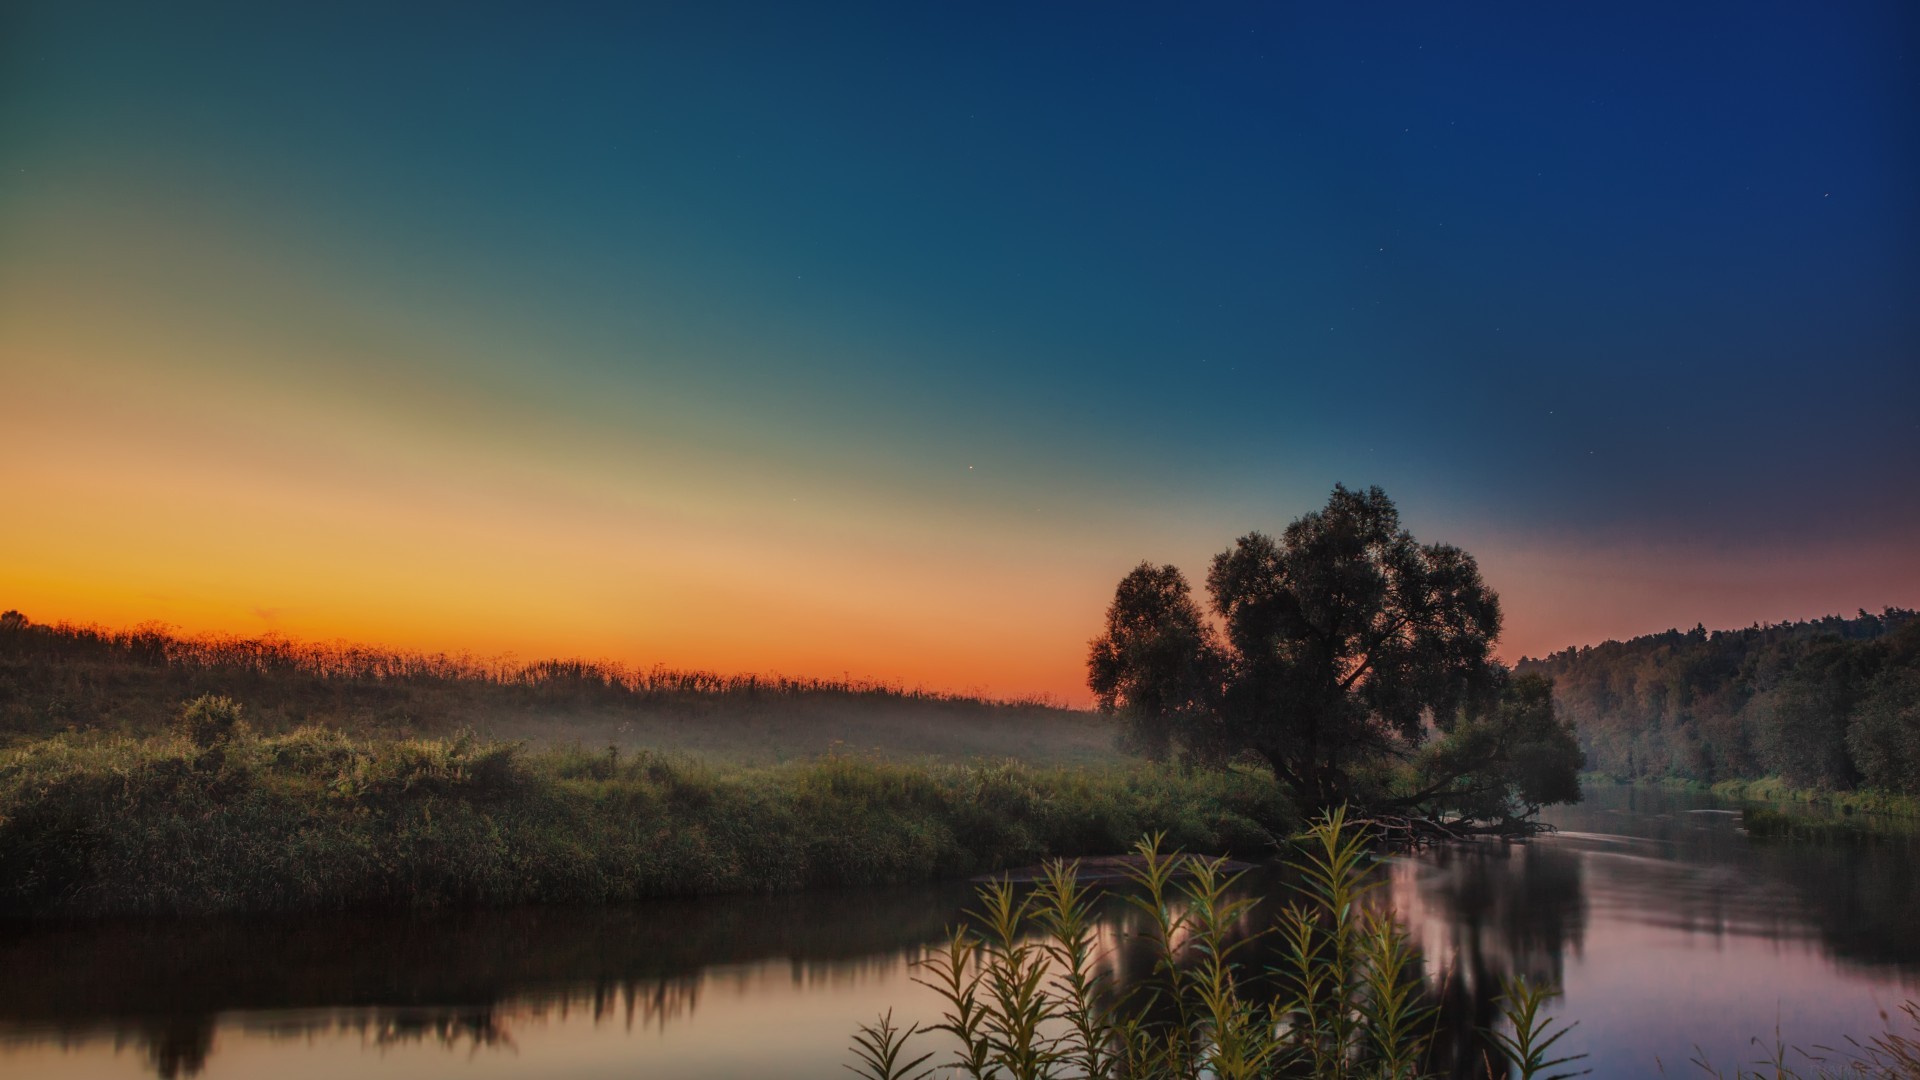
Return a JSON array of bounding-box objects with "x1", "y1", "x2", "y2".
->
[{"x1": 2, "y1": 2, "x2": 1914, "y2": 705}]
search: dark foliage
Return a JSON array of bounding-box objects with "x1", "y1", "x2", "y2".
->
[
  {"x1": 1406, "y1": 673, "x2": 1585, "y2": 827},
  {"x1": 1520, "y1": 609, "x2": 1920, "y2": 792},
  {"x1": 1087, "y1": 486, "x2": 1537, "y2": 812},
  {"x1": 1087, "y1": 564, "x2": 1222, "y2": 762}
]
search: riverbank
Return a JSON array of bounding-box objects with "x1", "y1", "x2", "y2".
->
[
  {"x1": 1581, "y1": 772, "x2": 1920, "y2": 818},
  {"x1": 0, "y1": 728, "x2": 1295, "y2": 918}
]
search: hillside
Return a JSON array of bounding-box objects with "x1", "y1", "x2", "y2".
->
[
  {"x1": 1518, "y1": 608, "x2": 1919, "y2": 792},
  {"x1": 0, "y1": 611, "x2": 1121, "y2": 766}
]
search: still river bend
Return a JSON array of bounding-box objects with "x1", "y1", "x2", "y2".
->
[{"x1": 2, "y1": 785, "x2": 1914, "y2": 1079}]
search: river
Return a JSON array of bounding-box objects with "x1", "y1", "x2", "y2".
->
[{"x1": 2, "y1": 784, "x2": 1914, "y2": 1078}]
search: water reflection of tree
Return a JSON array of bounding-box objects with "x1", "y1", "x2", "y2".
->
[
  {"x1": 1748, "y1": 833, "x2": 1920, "y2": 973},
  {"x1": 1, "y1": 842, "x2": 1597, "y2": 1080},
  {"x1": 134, "y1": 1015, "x2": 214, "y2": 1080},
  {"x1": 1398, "y1": 843, "x2": 1587, "y2": 1078},
  {"x1": 363, "y1": 1007, "x2": 517, "y2": 1051},
  {"x1": 1562, "y1": 786, "x2": 1920, "y2": 978},
  {"x1": 115, "y1": 990, "x2": 687, "y2": 1077},
  {"x1": 0, "y1": 883, "x2": 970, "y2": 1078},
  {"x1": 1053, "y1": 847, "x2": 1584, "y2": 1080}
]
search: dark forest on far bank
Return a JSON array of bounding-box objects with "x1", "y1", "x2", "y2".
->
[{"x1": 1520, "y1": 608, "x2": 1920, "y2": 793}]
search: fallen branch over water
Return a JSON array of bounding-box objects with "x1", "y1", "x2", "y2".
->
[{"x1": 1346, "y1": 812, "x2": 1554, "y2": 845}]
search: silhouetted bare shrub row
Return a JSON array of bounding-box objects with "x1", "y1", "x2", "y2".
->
[{"x1": 0, "y1": 612, "x2": 1067, "y2": 741}]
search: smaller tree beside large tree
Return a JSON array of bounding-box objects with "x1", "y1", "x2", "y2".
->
[{"x1": 1088, "y1": 484, "x2": 1581, "y2": 820}]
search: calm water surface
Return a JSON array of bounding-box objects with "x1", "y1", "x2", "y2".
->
[{"x1": 3, "y1": 785, "x2": 1915, "y2": 1079}]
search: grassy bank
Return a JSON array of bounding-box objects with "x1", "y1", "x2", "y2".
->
[
  {"x1": 1581, "y1": 772, "x2": 1920, "y2": 818},
  {"x1": 1705, "y1": 776, "x2": 1920, "y2": 818},
  {"x1": 1736, "y1": 804, "x2": 1906, "y2": 843},
  {"x1": 0, "y1": 725, "x2": 1294, "y2": 919}
]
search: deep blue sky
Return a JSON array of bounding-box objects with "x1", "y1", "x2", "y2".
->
[{"x1": 3, "y1": 2, "x2": 1915, "y2": 692}]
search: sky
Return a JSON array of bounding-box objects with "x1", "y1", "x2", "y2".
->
[{"x1": 2, "y1": 2, "x2": 1916, "y2": 702}]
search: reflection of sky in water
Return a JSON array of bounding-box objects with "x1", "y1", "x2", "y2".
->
[
  {"x1": 2, "y1": 785, "x2": 1916, "y2": 1079},
  {"x1": 1474, "y1": 788, "x2": 1917, "y2": 1079},
  {"x1": 0, "y1": 960, "x2": 942, "y2": 1080}
]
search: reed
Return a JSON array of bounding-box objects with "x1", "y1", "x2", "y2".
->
[
  {"x1": 1687, "y1": 1001, "x2": 1920, "y2": 1079},
  {"x1": 849, "y1": 811, "x2": 1920, "y2": 1078},
  {"x1": 847, "y1": 809, "x2": 1583, "y2": 1080}
]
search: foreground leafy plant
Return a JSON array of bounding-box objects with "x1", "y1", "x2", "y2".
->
[
  {"x1": 1269, "y1": 806, "x2": 1435, "y2": 1078},
  {"x1": 847, "y1": 808, "x2": 1563, "y2": 1079},
  {"x1": 1491, "y1": 976, "x2": 1587, "y2": 1080},
  {"x1": 851, "y1": 808, "x2": 1918, "y2": 1078},
  {"x1": 845, "y1": 1009, "x2": 933, "y2": 1080}
]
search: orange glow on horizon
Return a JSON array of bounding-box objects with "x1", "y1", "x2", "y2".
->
[
  {"x1": 0, "y1": 237, "x2": 1127, "y2": 704},
  {"x1": 5, "y1": 207, "x2": 1914, "y2": 704}
]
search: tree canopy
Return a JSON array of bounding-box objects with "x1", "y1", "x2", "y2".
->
[
  {"x1": 1088, "y1": 485, "x2": 1577, "y2": 819},
  {"x1": 1521, "y1": 608, "x2": 1920, "y2": 793}
]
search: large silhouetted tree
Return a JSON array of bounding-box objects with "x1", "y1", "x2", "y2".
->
[
  {"x1": 1089, "y1": 485, "x2": 1511, "y2": 808},
  {"x1": 1086, "y1": 563, "x2": 1224, "y2": 761}
]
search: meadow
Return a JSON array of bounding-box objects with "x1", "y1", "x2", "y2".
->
[
  {"x1": 0, "y1": 616, "x2": 1300, "y2": 918},
  {"x1": 0, "y1": 707, "x2": 1294, "y2": 918}
]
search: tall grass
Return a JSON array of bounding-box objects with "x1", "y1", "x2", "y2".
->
[
  {"x1": 0, "y1": 708, "x2": 1294, "y2": 917},
  {"x1": 1687, "y1": 1001, "x2": 1920, "y2": 1079},
  {"x1": 851, "y1": 812, "x2": 1920, "y2": 1078},
  {"x1": 847, "y1": 810, "x2": 1587, "y2": 1080}
]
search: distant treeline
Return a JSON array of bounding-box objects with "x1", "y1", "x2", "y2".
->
[
  {"x1": 1519, "y1": 608, "x2": 1920, "y2": 793},
  {"x1": 0, "y1": 610, "x2": 1063, "y2": 740}
]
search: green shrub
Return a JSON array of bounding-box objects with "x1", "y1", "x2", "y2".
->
[{"x1": 175, "y1": 694, "x2": 248, "y2": 747}]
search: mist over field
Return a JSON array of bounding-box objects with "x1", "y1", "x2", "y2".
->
[
  {"x1": 485, "y1": 700, "x2": 1121, "y2": 766},
  {"x1": 0, "y1": 615, "x2": 1120, "y2": 765}
]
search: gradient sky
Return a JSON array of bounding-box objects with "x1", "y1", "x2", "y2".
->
[{"x1": 3, "y1": 2, "x2": 1916, "y2": 701}]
